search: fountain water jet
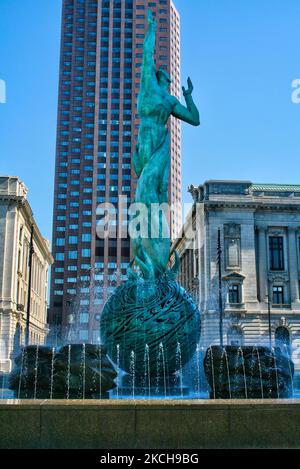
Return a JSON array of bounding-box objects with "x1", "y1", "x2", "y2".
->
[
  {"x1": 33, "y1": 345, "x2": 39, "y2": 400},
  {"x1": 66, "y1": 344, "x2": 71, "y2": 400},
  {"x1": 81, "y1": 344, "x2": 86, "y2": 400},
  {"x1": 144, "y1": 344, "x2": 151, "y2": 398},
  {"x1": 130, "y1": 351, "x2": 135, "y2": 399},
  {"x1": 49, "y1": 347, "x2": 55, "y2": 400}
]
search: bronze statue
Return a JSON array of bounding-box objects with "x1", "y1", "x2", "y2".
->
[{"x1": 132, "y1": 9, "x2": 200, "y2": 279}]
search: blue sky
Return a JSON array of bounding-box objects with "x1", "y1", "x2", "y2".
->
[{"x1": 0, "y1": 0, "x2": 300, "y2": 242}]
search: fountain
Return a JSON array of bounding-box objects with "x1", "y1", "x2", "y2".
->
[
  {"x1": 99, "y1": 9, "x2": 201, "y2": 397},
  {"x1": 1, "y1": 7, "x2": 300, "y2": 453},
  {"x1": 4, "y1": 10, "x2": 295, "y2": 404}
]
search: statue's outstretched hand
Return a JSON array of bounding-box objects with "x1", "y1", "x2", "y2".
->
[
  {"x1": 182, "y1": 77, "x2": 194, "y2": 97},
  {"x1": 147, "y1": 9, "x2": 156, "y2": 29}
]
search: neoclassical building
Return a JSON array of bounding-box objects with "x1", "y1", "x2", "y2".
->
[
  {"x1": 0, "y1": 176, "x2": 53, "y2": 373},
  {"x1": 172, "y1": 180, "x2": 300, "y2": 373}
]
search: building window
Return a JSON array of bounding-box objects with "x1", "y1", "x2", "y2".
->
[
  {"x1": 269, "y1": 236, "x2": 284, "y2": 271},
  {"x1": 67, "y1": 277, "x2": 77, "y2": 283},
  {"x1": 19, "y1": 226, "x2": 23, "y2": 243},
  {"x1": 82, "y1": 248, "x2": 91, "y2": 257},
  {"x1": 68, "y1": 251, "x2": 78, "y2": 259},
  {"x1": 273, "y1": 285, "x2": 284, "y2": 305},
  {"x1": 80, "y1": 299, "x2": 89, "y2": 306},
  {"x1": 92, "y1": 331, "x2": 100, "y2": 344},
  {"x1": 54, "y1": 290, "x2": 63, "y2": 296},
  {"x1": 228, "y1": 284, "x2": 241, "y2": 304},
  {"x1": 82, "y1": 233, "x2": 91, "y2": 242},
  {"x1": 80, "y1": 275, "x2": 90, "y2": 282},
  {"x1": 79, "y1": 330, "x2": 88, "y2": 341},
  {"x1": 55, "y1": 279, "x2": 64, "y2": 284},
  {"x1": 224, "y1": 224, "x2": 241, "y2": 269},
  {"x1": 80, "y1": 313, "x2": 89, "y2": 324}
]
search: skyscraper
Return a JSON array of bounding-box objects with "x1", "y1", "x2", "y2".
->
[{"x1": 49, "y1": 0, "x2": 181, "y2": 343}]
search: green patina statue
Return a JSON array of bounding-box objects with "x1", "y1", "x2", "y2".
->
[
  {"x1": 100, "y1": 10, "x2": 201, "y2": 391},
  {"x1": 131, "y1": 9, "x2": 200, "y2": 279}
]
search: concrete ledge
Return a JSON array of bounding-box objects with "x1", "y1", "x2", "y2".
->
[{"x1": 0, "y1": 399, "x2": 300, "y2": 449}]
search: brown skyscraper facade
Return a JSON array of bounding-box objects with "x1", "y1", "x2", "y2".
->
[{"x1": 50, "y1": 0, "x2": 181, "y2": 344}]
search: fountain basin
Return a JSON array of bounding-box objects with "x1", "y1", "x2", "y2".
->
[{"x1": 0, "y1": 399, "x2": 300, "y2": 449}]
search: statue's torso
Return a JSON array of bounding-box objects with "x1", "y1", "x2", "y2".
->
[{"x1": 138, "y1": 86, "x2": 176, "y2": 125}]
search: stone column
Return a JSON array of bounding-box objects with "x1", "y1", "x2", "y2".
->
[
  {"x1": 257, "y1": 226, "x2": 268, "y2": 303},
  {"x1": 189, "y1": 249, "x2": 193, "y2": 291},
  {"x1": 288, "y1": 227, "x2": 300, "y2": 307}
]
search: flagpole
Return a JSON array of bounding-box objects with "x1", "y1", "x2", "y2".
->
[{"x1": 217, "y1": 228, "x2": 224, "y2": 347}]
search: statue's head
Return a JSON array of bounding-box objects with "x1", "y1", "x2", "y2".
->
[{"x1": 156, "y1": 68, "x2": 172, "y2": 89}]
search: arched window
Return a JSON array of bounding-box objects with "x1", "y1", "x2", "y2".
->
[
  {"x1": 275, "y1": 326, "x2": 290, "y2": 354},
  {"x1": 227, "y1": 326, "x2": 244, "y2": 346}
]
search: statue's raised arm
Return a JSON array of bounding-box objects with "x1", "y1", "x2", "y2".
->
[
  {"x1": 141, "y1": 10, "x2": 157, "y2": 89},
  {"x1": 172, "y1": 77, "x2": 200, "y2": 126}
]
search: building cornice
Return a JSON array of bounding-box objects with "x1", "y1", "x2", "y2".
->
[
  {"x1": 203, "y1": 200, "x2": 300, "y2": 211},
  {"x1": 0, "y1": 193, "x2": 53, "y2": 264}
]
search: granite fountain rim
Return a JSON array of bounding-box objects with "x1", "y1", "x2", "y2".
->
[{"x1": 1, "y1": 398, "x2": 300, "y2": 410}]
